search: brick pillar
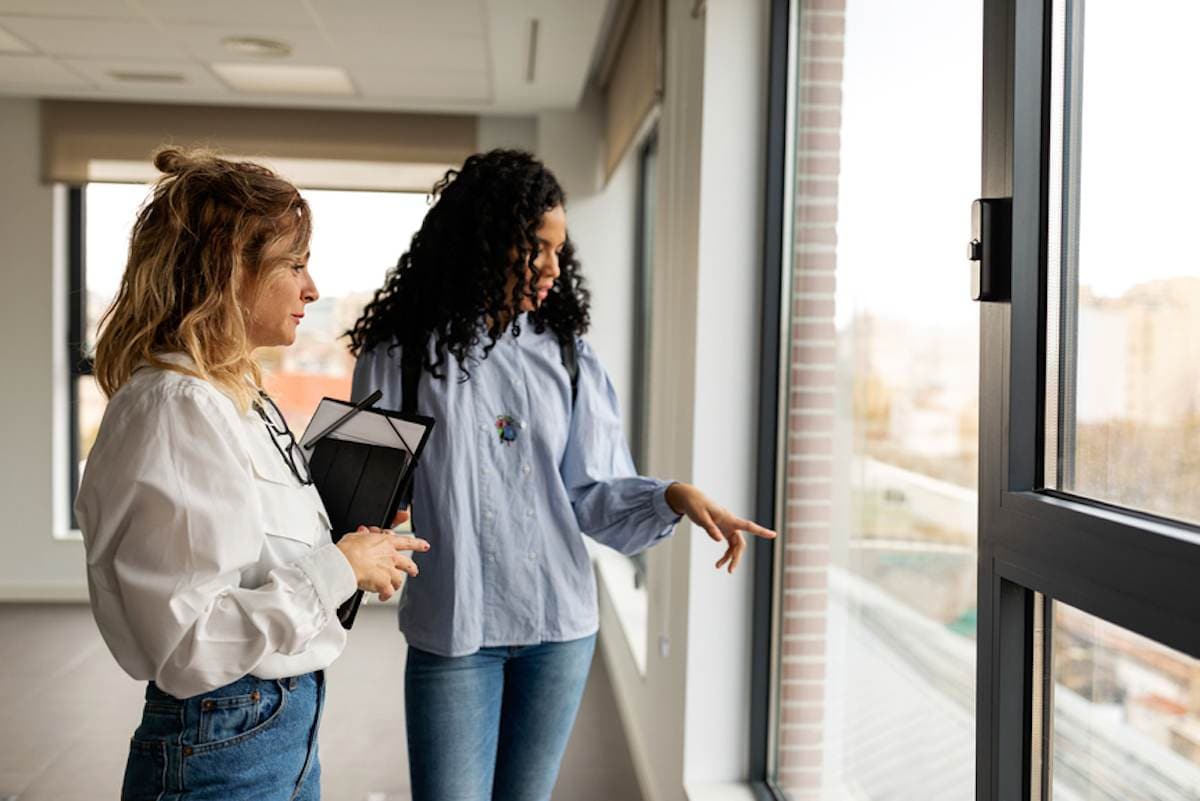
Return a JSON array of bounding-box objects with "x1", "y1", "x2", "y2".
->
[{"x1": 776, "y1": 0, "x2": 845, "y2": 796}]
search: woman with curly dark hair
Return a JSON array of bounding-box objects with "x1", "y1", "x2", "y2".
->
[{"x1": 348, "y1": 149, "x2": 774, "y2": 801}]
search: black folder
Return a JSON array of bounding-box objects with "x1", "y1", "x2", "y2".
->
[{"x1": 300, "y1": 393, "x2": 435, "y2": 629}]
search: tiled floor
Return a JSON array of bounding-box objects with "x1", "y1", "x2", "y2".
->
[{"x1": 0, "y1": 603, "x2": 643, "y2": 801}]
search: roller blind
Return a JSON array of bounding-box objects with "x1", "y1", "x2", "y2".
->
[
  {"x1": 601, "y1": 0, "x2": 664, "y2": 179},
  {"x1": 40, "y1": 100, "x2": 479, "y2": 191}
]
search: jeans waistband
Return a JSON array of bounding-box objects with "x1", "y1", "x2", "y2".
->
[{"x1": 147, "y1": 672, "x2": 318, "y2": 704}]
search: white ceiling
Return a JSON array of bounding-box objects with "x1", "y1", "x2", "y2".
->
[{"x1": 0, "y1": 0, "x2": 613, "y2": 114}]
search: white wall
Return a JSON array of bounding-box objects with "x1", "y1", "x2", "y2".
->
[
  {"x1": 593, "y1": 0, "x2": 769, "y2": 799},
  {"x1": 0, "y1": 97, "x2": 88, "y2": 599}
]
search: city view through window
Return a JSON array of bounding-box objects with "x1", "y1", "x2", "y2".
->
[
  {"x1": 78, "y1": 182, "x2": 430, "y2": 477},
  {"x1": 774, "y1": 1, "x2": 1200, "y2": 799}
]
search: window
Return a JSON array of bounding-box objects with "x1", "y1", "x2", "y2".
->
[
  {"x1": 68, "y1": 182, "x2": 430, "y2": 528},
  {"x1": 593, "y1": 125, "x2": 660, "y2": 675},
  {"x1": 974, "y1": 0, "x2": 1200, "y2": 799},
  {"x1": 752, "y1": 0, "x2": 982, "y2": 796}
]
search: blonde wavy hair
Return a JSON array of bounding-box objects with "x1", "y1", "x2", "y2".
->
[{"x1": 94, "y1": 148, "x2": 311, "y2": 412}]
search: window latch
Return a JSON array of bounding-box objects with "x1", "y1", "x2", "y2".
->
[{"x1": 968, "y1": 197, "x2": 1011, "y2": 302}]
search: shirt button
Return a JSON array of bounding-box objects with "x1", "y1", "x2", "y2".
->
[
  {"x1": 528, "y1": 552, "x2": 536, "y2": 560},
  {"x1": 484, "y1": 511, "x2": 494, "y2": 520},
  {"x1": 519, "y1": 421, "x2": 527, "y2": 430},
  {"x1": 479, "y1": 423, "x2": 488, "y2": 432},
  {"x1": 525, "y1": 509, "x2": 534, "y2": 518},
  {"x1": 522, "y1": 463, "x2": 531, "y2": 474}
]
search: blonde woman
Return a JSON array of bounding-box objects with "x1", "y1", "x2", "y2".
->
[{"x1": 76, "y1": 149, "x2": 427, "y2": 801}]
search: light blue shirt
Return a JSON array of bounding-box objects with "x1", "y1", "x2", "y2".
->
[{"x1": 351, "y1": 317, "x2": 680, "y2": 657}]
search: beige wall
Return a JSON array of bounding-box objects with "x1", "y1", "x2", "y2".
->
[{"x1": 0, "y1": 96, "x2": 87, "y2": 599}]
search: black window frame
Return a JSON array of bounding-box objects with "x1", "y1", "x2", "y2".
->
[
  {"x1": 749, "y1": 0, "x2": 791, "y2": 797},
  {"x1": 978, "y1": 0, "x2": 1200, "y2": 799},
  {"x1": 67, "y1": 185, "x2": 90, "y2": 531}
]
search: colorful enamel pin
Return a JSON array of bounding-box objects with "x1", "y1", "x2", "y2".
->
[{"x1": 495, "y1": 414, "x2": 519, "y2": 445}]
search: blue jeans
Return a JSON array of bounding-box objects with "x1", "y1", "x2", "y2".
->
[
  {"x1": 405, "y1": 634, "x2": 597, "y2": 801},
  {"x1": 122, "y1": 672, "x2": 325, "y2": 801}
]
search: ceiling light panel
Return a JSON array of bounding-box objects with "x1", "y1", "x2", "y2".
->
[
  {"x1": 210, "y1": 63, "x2": 355, "y2": 96},
  {"x1": 63, "y1": 59, "x2": 225, "y2": 94},
  {"x1": 171, "y1": 25, "x2": 333, "y2": 64}
]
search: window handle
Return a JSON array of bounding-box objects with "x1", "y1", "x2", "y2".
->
[{"x1": 969, "y1": 197, "x2": 1011, "y2": 302}]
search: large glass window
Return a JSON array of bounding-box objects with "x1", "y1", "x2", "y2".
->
[
  {"x1": 71, "y1": 182, "x2": 429, "y2": 523},
  {"x1": 1052, "y1": 602, "x2": 1200, "y2": 799},
  {"x1": 766, "y1": 0, "x2": 981, "y2": 796},
  {"x1": 973, "y1": 0, "x2": 1200, "y2": 797},
  {"x1": 1045, "y1": 0, "x2": 1200, "y2": 525}
]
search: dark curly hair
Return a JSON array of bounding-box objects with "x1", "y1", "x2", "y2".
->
[{"x1": 346, "y1": 149, "x2": 590, "y2": 378}]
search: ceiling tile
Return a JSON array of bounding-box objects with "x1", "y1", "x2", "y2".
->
[
  {"x1": 350, "y1": 65, "x2": 489, "y2": 102},
  {"x1": 0, "y1": 0, "x2": 139, "y2": 19},
  {"x1": 0, "y1": 16, "x2": 182, "y2": 59},
  {"x1": 139, "y1": 0, "x2": 316, "y2": 28},
  {"x1": 167, "y1": 23, "x2": 335, "y2": 64},
  {"x1": 61, "y1": 58, "x2": 225, "y2": 94},
  {"x1": 0, "y1": 21, "x2": 32, "y2": 52},
  {"x1": 0, "y1": 53, "x2": 91, "y2": 86},
  {"x1": 329, "y1": 30, "x2": 488, "y2": 72},
  {"x1": 307, "y1": 0, "x2": 483, "y2": 35}
]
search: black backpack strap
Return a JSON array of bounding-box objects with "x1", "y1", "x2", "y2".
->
[
  {"x1": 400, "y1": 341, "x2": 422, "y2": 416},
  {"x1": 559, "y1": 336, "x2": 579, "y2": 407},
  {"x1": 398, "y1": 341, "x2": 423, "y2": 511}
]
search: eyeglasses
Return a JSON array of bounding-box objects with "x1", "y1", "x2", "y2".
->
[{"x1": 252, "y1": 392, "x2": 313, "y2": 486}]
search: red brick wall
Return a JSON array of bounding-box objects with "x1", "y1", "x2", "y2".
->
[{"x1": 776, "y1": 0, "x2": 845, "y2": 796}]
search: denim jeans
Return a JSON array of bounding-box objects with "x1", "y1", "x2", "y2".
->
[
  {"x1": 121, "y1": 672, "x2": 325, "y2": 801},
  {"x1": 405, "y1": 634, "x2": 597, "y2": 801}
]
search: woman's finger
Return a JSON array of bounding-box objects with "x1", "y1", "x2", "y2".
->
[
  {"x1": 696, "y1": 511, "x2": 723, "y2": 543},
  {"x1": 394, "y1": 554, "x2": 419, "y2": 576},
  {"x1": 734, "y1": 518, "x2": 777, "y2": 540},
  {"x1": 390, "y1": 567, "x2": 407, "y2": 591},
  {"x1": 392, "y1": 536, "x2": 430, "y2": 552},
  {"x1": 728, "y1": 532, "x2": 747, "y2": 573},
  {"x1": 715, "y1": 547, "x2": 733, "y2": 570}
]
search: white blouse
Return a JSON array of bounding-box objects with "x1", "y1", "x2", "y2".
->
[{"x1": 75, "y1": 354, "x2": 358, "y2": 699}]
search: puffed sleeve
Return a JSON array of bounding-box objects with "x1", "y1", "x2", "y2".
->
[
  {"x1": 76, "y1": 383, "x2": 357, "y2": 699},
  {"x1": 559, "y1": 339, "x2": 682, "y2": 555}
]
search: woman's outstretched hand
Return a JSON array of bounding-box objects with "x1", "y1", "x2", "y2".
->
[{"x1": 664, "y1": 482, "x2": 777, "y2": 573}]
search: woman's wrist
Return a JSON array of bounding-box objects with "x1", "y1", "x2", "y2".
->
[{"x1": 665, "y1": 482, "x2": 690, "y2": 516}]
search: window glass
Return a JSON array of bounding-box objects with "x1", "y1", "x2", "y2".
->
[
  {"x1": 1046, "y1": 0, "x2": 1200, "y2": 524},
  {"x1": 1053, "y1": 602, "x2": 1200, "y2": 799},
  {"x1": 77, "y1": 182, "x2": 428, "y2": 485},
  {"x1": 771, "y1": 0, "x2": 981, "y2": 795}
]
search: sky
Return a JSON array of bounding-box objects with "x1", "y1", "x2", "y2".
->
[{"x1": 833, "y1": 0, "x2": 1199, "y2": 331}]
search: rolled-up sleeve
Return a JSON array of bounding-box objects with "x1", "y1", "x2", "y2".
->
[
  {"x1": 559, "y1": 339, "x2": 681, "y2": 556},
  {"x1": 77, "y1": 385, "x2": 356, "y2": 699}
]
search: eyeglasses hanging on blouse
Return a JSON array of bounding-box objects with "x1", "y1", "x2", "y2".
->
[{"x1": 252, "y1": 392, "x2": 313, "y2": 486}]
